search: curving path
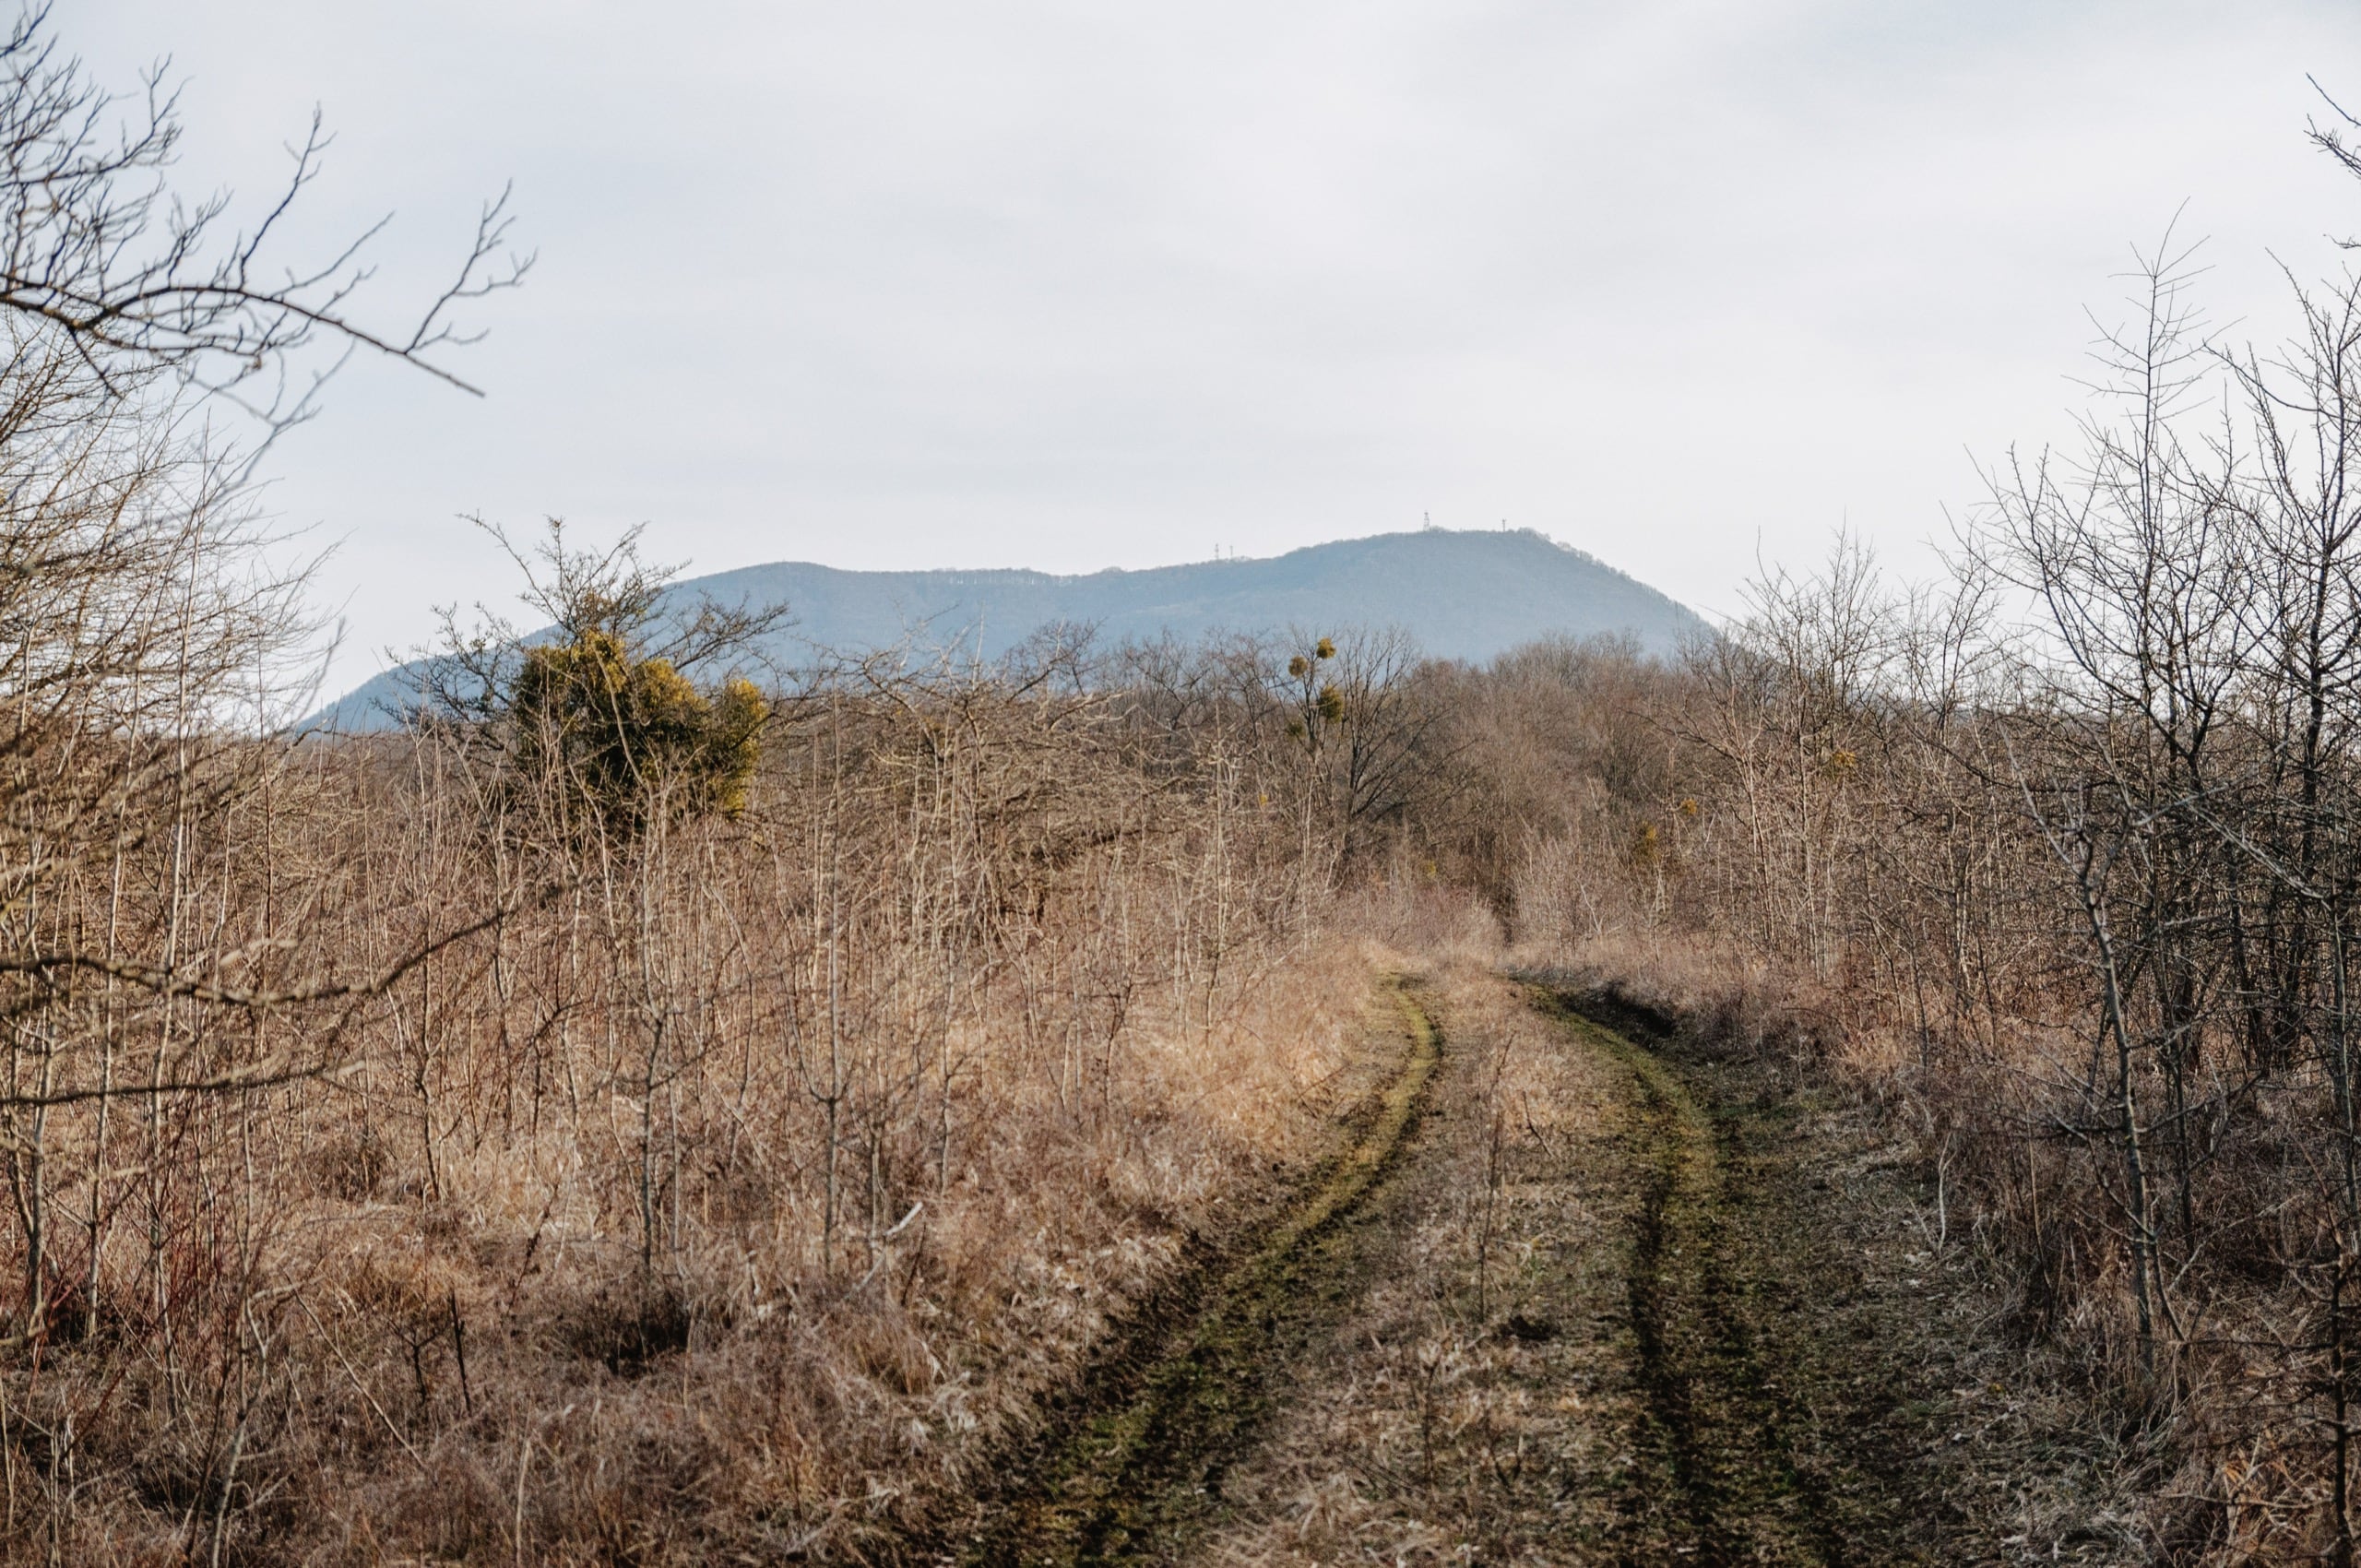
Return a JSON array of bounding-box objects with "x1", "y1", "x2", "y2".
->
[{"x1": 921, "y1": 973, "x2": 2144, "y2": 1567}]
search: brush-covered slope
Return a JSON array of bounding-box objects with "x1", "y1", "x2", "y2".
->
[{"x1": 314, "y1": 529, "x2": 1706, "y2": 729}]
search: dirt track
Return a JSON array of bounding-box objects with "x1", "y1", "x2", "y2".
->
[
  {"x1": 928, "y1": 970, "x2": 2146, "y2": 1567},
  {"x1": 939, "y1": 981, "x2": 1441, "y2": 1566}
]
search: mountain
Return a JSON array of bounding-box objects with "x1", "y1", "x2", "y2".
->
[{"x1": 312, "y1": 529, "x2": 1709, "y2": 730}]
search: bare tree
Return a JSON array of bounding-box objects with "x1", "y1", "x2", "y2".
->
[{"x1": 0, "y1": 6, "x2": 528, "y2": 432}]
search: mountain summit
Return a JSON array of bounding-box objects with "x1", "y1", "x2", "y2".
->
[{"x1": 315, "y1": 529, "x2": 1707, "y2": 728}]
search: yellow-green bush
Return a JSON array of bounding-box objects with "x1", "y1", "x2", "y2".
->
[{"x1": 509, "y1": 626, "x2": 768, "y2": 831}]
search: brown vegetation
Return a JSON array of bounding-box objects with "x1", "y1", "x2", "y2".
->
[
  {"x1": 0, "y1": 21, "x2": 1457, "y2": 1557},
  {"x1": 1, "y1": 507, "x2": 1454, "y2": 1559},
  {"x1": 1415, "y1": 241, "x2": 2361, "y2": 1561},
  {"x1": 28, "y1": 6, "x2": 2361, "y2": 1562}
]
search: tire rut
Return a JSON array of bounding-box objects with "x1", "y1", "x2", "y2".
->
[
  {"x1": 925, "y1": 977, "x2": 2118, "y2": 1566},
  {"x1": 941, "y1": 980, "x2": 1442, "y2": 1567},
  {"x1": 1584, "y1": 1003, "x2": 1849, "y2": 1565}
]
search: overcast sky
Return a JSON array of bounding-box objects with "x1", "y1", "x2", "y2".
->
[{"x1": 70, "y1": 2, "x2": 2361, "y2": 692}]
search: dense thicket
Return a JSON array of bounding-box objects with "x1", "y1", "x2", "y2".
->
[
  {"x1": 1424, "y1": 244, "x2": 2361, "y2": 1561},
  {"x1": 2, "y1": 497, "x2": 1489, "y2": 1558}
]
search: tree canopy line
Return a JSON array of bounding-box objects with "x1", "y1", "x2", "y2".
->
[{"x1": 17, "y1": 4, "x2": 2361, "y2": 1560}]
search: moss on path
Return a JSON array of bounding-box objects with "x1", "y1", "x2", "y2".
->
[
  {"x1": 1551, "y1": 992, "x2": 1869, "y2": 1563},
  {"x1": 947, "y1": 982, "x2": 1442, "y2": 1567},
  {"x1": 921, "y1": 975, "x2": 2146, "y2": 1567}
]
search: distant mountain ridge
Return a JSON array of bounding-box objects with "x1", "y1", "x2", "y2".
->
[{"x1": 313, "y1": 529, "x2": 1708, "y2": 730}]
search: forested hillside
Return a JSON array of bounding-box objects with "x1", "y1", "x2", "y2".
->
[{"x1": 313, "y1": 527, "x2": 1706, "y2": 730}]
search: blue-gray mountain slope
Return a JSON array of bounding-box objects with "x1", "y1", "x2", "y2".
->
[{"x1": 314, "y1": 529, "x2": 1707, "y2": 730}]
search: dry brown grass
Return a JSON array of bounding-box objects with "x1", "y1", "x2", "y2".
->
[
  {"x1": 0, "y1": 677, "x2": 1415, "y2": 1564},
  {"x1": 1521, "y1": 927, "x2": 2222, "y2": 1560},
  {"x1": 1198, "y1": 956, "x2": 1629, "y2": 1565}
]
